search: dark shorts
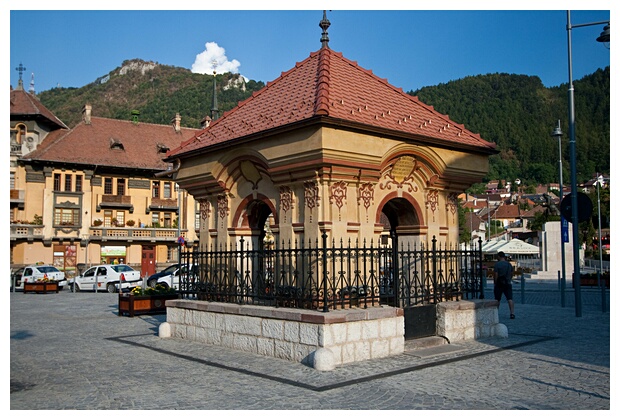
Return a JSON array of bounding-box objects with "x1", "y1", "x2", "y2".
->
[{"x1": 494, "y1": 283, "x2": 513, "y2": 301}]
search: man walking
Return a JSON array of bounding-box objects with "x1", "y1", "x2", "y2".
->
[{"x1": 493, "y1": 251, "x2": 515, "y2": 319}]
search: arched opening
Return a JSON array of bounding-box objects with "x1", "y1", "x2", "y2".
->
[
  {"x1": 381, "y1": 197, "x2": 419, "y2": 235},
  {"x1": 377, "y1": 194, "x2": 424, "y2": 248},
  {"x1": 244, "y1": 199, "x2": 275, "y2": 251}
]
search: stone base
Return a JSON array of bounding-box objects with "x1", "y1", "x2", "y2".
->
[
  {"x1": 163, "y1": 300, "x2": 405, "y2": 369},
  {"x1": 436, "y1": 299, "x2": 504, "y2": 342}
]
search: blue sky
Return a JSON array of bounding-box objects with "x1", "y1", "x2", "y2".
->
[{"x1": 7, "y1": 3, "x2": 612, "y2": 95}]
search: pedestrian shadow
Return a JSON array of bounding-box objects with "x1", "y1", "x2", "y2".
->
[{"x1": 11, "y1": 330, "x2": 35, "y2": 340}]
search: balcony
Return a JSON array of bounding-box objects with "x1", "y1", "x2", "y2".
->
[
  {"x1": 10, "y1": 189, "x2": 25, "y2": 209},
  {"x1": 10, "y1": 224, "x2": 45, "y2": 242},
  {"x1": 148, "y1": 198, "x2": 178, "y2": 213},
  {"x1": 89, "y1": 226, "x2": 191, "y2": 245},
  {"x1": 97, "y1": 194, "x2": 133, "y2": 212}
]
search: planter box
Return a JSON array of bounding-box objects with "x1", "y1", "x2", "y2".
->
[
  {"x1": 118, "y1": 294, "x2": 179, "y2": 317},
  {"x1": 578, "y1": 275, "x2": 610, "y2": 288},
  {"x1": 23, "y1": 281, "x2": 59, "y2": 294}
]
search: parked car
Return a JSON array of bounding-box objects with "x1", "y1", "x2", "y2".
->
[
  {"x1": 145, "y1": 264, "x2": 179, "y2": 287},
  {"x1": 70, "y1": 264, "x2": 142, "y2": 293},
  {"x1": 19, "y1": 265, "x2": 68, "y2": 289},
  {"x1": 154, "y1": 264, "x2": 197, "y2": 288}
]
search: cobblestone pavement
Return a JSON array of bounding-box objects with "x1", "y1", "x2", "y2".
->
[{"x1": 10, "y1": 282, "x2": 611, "y2": 410}]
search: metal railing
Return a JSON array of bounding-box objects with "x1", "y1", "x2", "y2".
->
[{"x1": 178, "y1": 234, "x2": 484, "y2": 312}]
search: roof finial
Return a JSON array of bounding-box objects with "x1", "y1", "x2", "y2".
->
[
  {"x1": 15, "y1": 62, "x2": 26, "y2": 90},
  {"x1": 320, "y1": 10, "x2": 330, "y2": 49}
]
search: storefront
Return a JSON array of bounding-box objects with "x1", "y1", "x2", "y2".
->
[{"x1": 100, "y1": 245, "x2": 127, "y2": 265}]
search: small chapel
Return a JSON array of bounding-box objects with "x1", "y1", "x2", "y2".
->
[{"x1": 166, "y1": 12, "x2": 497, "y2": 253}]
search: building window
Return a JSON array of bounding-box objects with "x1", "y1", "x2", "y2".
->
[
  {"x1": 75, "y1": 175, "x2": 83, "y2": 192},
  {"x1": 104, "y1": 210, "x2": 113, "y2": 227},
  {"x1": 195, "y1": 211, "x2": 200, "y2": 230},
  {"x1": 54, "y1": 208, "x2": 79, "y2": 226},
  {"x1": 64, "y1": 174, "x2": 72, "y2": 192},
  {"x1": 163, "y1": 212, "x2": 172, "y2": 228},
  {"x1": 10, "y1": 172, "x2": 15, "y2": 190},
  {"x1": 54, "y1": 174, "x2": 61, "y2": 191},
  {"x1": 15, "y1": 124, "x2": 26, "y2": 144},
  {"x1": 167, "y1": 245, "x2": 178, "y2": 262},
  {"x1": 151, "y1": 212, "x2": 160, "y2": 227},
  {"x1": 104, "y1": 178, "x2": 113, "y2": 195},
  {"x1": 152, "y1": 181, "x2": 160, "y2": 198},
  {"x1": 117, "y1": 178, "x2": 126, "y2": 196},
  {"x1": 163, "y1": 182, "x2": 171, "y2": 199},
  {"x1": 116, "y1": 211, "x2": 125, "y2": 226}
]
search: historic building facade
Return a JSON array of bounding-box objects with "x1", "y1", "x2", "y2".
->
[{"x1": 10, "y1": 80, "x2": 200, "y2": 278}]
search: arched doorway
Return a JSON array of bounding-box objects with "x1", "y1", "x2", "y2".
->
[
  {"x1": 236, "y1": 196, "x2": 277, "y2": 251},
  {"x1": 378, "y1": 196, "x2": 438, "y2": 339}
]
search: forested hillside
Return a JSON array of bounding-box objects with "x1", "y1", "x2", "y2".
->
[
  {"x1": 411, "y1": 67, "x2": 610, "y2": 185},
  {"x1": 37, "y1": 59, "x2": 609, "y2": 186},
  {"x1": 38, "y1": 59, "x2": 265, "y2": 129}
]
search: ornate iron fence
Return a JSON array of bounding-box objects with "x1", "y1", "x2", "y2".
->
[{"x1": 178, "y1": 234, "x2": 484, "y2": 311}]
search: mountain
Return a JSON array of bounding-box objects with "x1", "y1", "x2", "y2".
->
[
  {"x1": 36, "y1": 59, "x2": 609, "y2": 185},
  {"x1": 37, "y1": 59, "x2": 265, "y2": 129}
]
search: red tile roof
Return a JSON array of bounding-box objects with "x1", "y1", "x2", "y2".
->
[
  {"x1": 493, "y1": 204, "x2": 521, "y2": 219},
  {"x1": 23, "y1": 116, "x2": 199, "y2": 170},
  {"x1": 10, "y1": 87, "x2": 68, "y2": 129},
  {"x1": 169, "y1": 48, "x2": 497, "y2": 159}
]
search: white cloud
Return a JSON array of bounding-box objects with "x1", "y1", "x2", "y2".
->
[{"x1": 191, "y1": 42, "x2": 241, "y2": 75}]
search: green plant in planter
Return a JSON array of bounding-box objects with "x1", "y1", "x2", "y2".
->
[{"x1": 131, "y1": 283, "x2": 177, "y2": 296}]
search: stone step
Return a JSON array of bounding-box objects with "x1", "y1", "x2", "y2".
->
[{"x1": 405, "y1": 335, "x2": 449, "y2": 350}]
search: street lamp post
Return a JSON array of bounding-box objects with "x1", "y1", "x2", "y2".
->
[
  {"x1": 565, "y1": 11, "x2": 609, "y2": 317},
  {"x1": 551, "y1": 121, "x2": 567, "y2": 307},
  {"x1": 596, "y1": 174, "x2": 604, "y2": 277}
]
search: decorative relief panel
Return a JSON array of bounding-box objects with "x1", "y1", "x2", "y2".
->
[
  {"x1": 357, "y1": 182, "x2": 374, "y2": 222},
  {"x1": 198, "y1": 199, "x2": 211, "y2": 221},
  {"x1": 217, "y1": 195, "x2": 229, "y2": 227},
  {"x1": 329, "y1": 181, "x2": 347, "y2": 221},
  {"x1": 304, "y1": 181, "x2": 320, "y2": 223},
  {"x1": 446, "y1": 192, "x2": 459, "y2": 223},
  {"x1": 279, "y1": 186, "x2": 293, "y2": 223},
  {"x1": 426, "y1": 189, "x2": 439, "y2": 222},
  {"x1": 379, "y1": 155, "x2": 419, "y2": 193}
]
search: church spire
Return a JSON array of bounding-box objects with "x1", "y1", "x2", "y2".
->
[
  {"x1": 320, "y1": 10, "x2": 330, "y2": 49},
  {"x1": 29, "y1": 72, "x2": 35, "y2": 95}
]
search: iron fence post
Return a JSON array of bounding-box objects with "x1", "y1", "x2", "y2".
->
[
  {"x1": 598, "y1": 271, "x2": 607, "y2": 313},
  {"x1": 322, "y1": 231, "x2": 329, "y2": 312},
  {"x1": 240, "y1": 237, "x2": 245, "y2": 303},
  {"x1": 478, "y1": 238, "x2": 484, "y2": 299},
  {"x1": 391, "y1": 230, "x2": 399, "y2": 308}
]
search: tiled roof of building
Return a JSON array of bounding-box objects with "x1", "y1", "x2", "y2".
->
[
  {"x1": 23, "y1": 116, "x2": 199, "y2": 171},
  {"x1": 10, "y1": 87, "x2": 68, "y2": 129},
  {"x1": 521, "y1": 205, "x2": 546, "y2": 218},
  {"x1": 169, "y1": 47, "x2": 497, "y2": 158},
  {"x1": 494, "y1": 204, "x2": 521, "y2": 219}
]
